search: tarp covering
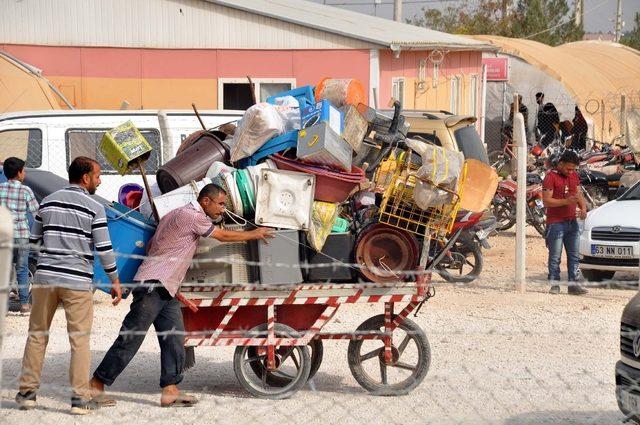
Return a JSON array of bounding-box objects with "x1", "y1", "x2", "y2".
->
[
  {"x1": 472, "y1": 36, "x2": 640, "y2": 144},
  {"x1": 0, "y1": 52, "x2": 61, "y2": 113}
]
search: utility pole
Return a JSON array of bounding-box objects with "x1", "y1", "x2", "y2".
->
[
  {"x1": 615, "y1": 0, "x2": 623, "y2": 42},
  {"x1": 575, "y1": 0, "x2": 584, "y2": 29},
  {"x1": 501, "y1": 0, "x2": 509, "y2": 21},
  {"x1": 393, "y1": 0, "x2": 403, "y2": 22}
]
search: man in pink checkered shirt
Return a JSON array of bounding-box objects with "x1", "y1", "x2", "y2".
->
[{"x1": 91, "y1": 183, "x2": 273, "y2": 407}]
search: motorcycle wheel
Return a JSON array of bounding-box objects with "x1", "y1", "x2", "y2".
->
[
  {"x1": 435, "y1": 238, "x2": 483, "y2": 284},
  {"x1": 528, "y1": 206, "x2": 547, "y2": 237},
  {"x1": 583, "y1": 185, "x2": 609, "y2": 210},
  {"x1": 489, "y1": 150, "x2": 511, "y2": 177},
  {"x1": 491, "y1": 198, "x2": 516, "y2": 231}
]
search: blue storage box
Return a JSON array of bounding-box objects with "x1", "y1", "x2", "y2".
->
[
  {"x1": 94, "y1": 203, "x2": 156, "y2": 297},
  {"x1": 236, "y1": 130, "x2": 298, "y2": 168},
  {"x1": 267, "y1": 86, "x2": 315, "y2": 109},
  {"x1": 301, "y1": 100, "x2": 344, "y2": 135}
]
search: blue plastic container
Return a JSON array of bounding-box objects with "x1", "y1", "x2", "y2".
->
[
  {"x1": 266, "y1": 86, "x2": 315, "y2": 109},
  {"x1": 236, "y1": 130, "x2": 298, "y2": 168},
  {"x1": 93, "y1": 203, "x2": 156, "y2": 297}
]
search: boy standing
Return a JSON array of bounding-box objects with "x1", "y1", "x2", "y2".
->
[{"x1": 0, "y1": 157, "x2": 38, "y2": 314}]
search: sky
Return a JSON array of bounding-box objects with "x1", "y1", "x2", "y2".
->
[{"x1": 309, "y1": 0, "x2": 640, "y2": 34}]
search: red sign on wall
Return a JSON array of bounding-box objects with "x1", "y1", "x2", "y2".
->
[{"x1": 483, "y1": 57, "x2": 509, "y2": 81}]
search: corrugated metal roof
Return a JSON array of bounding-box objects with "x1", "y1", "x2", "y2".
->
[
  {"x1": 0, "y1": 0, "x2": 375, "y2": 49},
  {"x1": 0, "y1": 0, "x2": 494, "y2": 51},
  {"x1": 208, "y1": 0, "x2": 494, "y2": 51}
]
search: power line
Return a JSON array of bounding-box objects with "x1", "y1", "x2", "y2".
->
[{"x1": 325, "y1": 0, "x2": 459, "y2": 5}]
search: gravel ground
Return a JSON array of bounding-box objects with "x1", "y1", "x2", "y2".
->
[{"x1": 0, "y1": 227, "x2": 636, "y2": 424}]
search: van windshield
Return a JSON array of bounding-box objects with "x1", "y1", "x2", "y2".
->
[{"x1": 453, "y1": 126, "x2": 489, "y2": 164}]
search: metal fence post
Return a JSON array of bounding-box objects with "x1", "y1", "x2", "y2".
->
[
  {"x1": 0, "y1": 206, "x2": 14, "y2": 399},
  {"x1": 513, "y1": 94, "x2": 527, "y2": 293}
]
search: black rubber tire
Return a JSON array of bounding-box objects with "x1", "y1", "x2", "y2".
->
[
  {"x1": 435, "y1": 239, "x2": 483, "y2": 283},
  {"x1": 489, "y1": 150, "x2": 511, "y2": 177},
  {"x1": 233, "y1": 323, "x2": 310, "y2": 399},
  {"x1": 248, "y1": 339, "x2": 324, "y2": 386},
  {"x1": 581, "y1": 269, "x2": 615, "y2": 282},
  {"x1": 492, "y1": 198, "x2": 516, "y2": 231},
  {"x1": 583, "y1": 185, "x2": 609, "y2": 209},
  {"x1": 528, "y1": 207, "x2": 547, "y2": 237},
  {"x1": 348, "y1": 315, "x2": 430, "y2": 396}
]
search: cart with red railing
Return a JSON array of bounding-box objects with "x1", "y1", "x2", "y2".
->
[
  {"x1": 179, "y1": 126, "x2": 467, "y2": 398},
  {"x1": 180, "y1": 270, "x2": 439, "y2": 399}
]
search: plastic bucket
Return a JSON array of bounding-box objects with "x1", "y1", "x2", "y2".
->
[
  {"x1": 270, "y1": 154, "x2": 364, "y2": 203},
  {"x1": 156, "y1": 132, "x2": 229, "y2": 193}
]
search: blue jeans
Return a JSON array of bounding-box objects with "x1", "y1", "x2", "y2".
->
[
  {"x1": 93, "y1": 282, "x2": 185, "y2": 388},
  {"x1": 13, "y1": 238, "x2": 30, "y2": 305},
  {"x1": 545, "y1": 220, "x2": 580, "y2": 282}
]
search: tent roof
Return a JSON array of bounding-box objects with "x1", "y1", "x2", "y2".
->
[{"x1": 472, "y1": 35, "x2": 640, "y2": 143}]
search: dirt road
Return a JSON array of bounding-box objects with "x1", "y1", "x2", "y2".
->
[{"x1": 0, "y1": 228, "x2": 634, "y2": 424}]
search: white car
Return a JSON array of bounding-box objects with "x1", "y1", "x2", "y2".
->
[{"x1": 579, "y1": 181, "x2": 640, "y2": 282}]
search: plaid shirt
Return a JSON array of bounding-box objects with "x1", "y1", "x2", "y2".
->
[
  {"x1": 135, "y1": 201, "x2": 216, "y2": 297},
  {"x1": 0, "y1": 180, "x2": 39, "y2": 239}
]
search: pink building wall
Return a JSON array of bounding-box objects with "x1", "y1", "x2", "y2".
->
[{"x1": 1, "y1": 44, "x2": 482, "y2": 112}]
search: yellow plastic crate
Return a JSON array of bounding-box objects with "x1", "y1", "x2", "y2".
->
[
  {"x1": 379, "y1": 155, "x2": 466, "y2": 239},
  {"x1": 99, "y1": 120, "x2": 152, "y2": 175}
]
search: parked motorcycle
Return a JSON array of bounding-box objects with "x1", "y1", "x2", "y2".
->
[
  {"x1": 434, "y1": 210, "x2": 497, "y2": 283},
  {"x1": 491, "y1": 175, "x2": 546, "y2": 237}
]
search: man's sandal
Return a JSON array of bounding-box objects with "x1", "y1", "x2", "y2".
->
[
  {"x1": 92, "y1": 393, "x2": 117, "y2": 407},
  {"x1": 161, "y1": 393, "x2": 198, "y2": 408}
]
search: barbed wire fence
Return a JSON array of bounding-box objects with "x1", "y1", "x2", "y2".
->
[
  {"x1": 484, "y1": 86, "x2": 640, "y2": 162},
  {"x1": 0, "y1": 230, "x2": 636, "y2": 424},
  {"x1": 0, "y1": 91, "x2": 638, "y2": 422}
]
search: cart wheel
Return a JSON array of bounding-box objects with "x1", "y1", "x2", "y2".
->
[
  {"x1": 233, "y1": 323, "x2": 311, "y2": 399},
  {"x1": 247, "y1": 339, "x2": 323, "y2": 387},
  {"x1": 347, "y1": 314, "x2": 430, "y2": 396}
]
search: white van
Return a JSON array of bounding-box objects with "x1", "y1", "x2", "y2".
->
[{"x1": 0, "y1": 109, "x2": 243, "y2": 200}]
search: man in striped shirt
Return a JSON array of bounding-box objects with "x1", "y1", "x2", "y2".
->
[
  {"x1": 15, "y1": 157, "x2": 122, "y2": 415},
  {"x1": 90, "y1": 183, "x2": 273, "y2": 407}
]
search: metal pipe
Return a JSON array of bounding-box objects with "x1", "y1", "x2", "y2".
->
[
  {"x1": 157, "y1": 110, "x2": 175, "y2": 163},
  {"x1": 393, "y1": 0, "x2": 403, "y2": 22},
  {"x1": 480, "y1": 64, "x2": 488, "y2": 146},
  {"x1": 513, "y1": 94, "x2": 527, "y2": 292},
  {"x1": 0, "y1": 207, "x2": 14, "y2": 393}
]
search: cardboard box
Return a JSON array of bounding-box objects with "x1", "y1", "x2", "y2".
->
[
  {"x1": 100, "y1": 121, "x2": 152, "y2": 175},
  {"x1": 297, "y1": 122, "x2": 352, "y2": 172},
  {"x1": 341, "y1": 105, "x2": 368, "y2": 152},
  {"x1": 300, "y1": 100, "x2": 344, "y2": 135}
]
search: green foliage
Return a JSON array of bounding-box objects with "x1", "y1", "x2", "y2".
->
[
  {"x1": 620, "y1": 12, "x2": 640, "y2": 50},
  {"x1": 408, "y1": 0, "x2": 584, "y2": 46}
]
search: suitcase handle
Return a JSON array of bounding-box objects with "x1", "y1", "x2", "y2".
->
[{"x1": 307, "y1": 135, "x2": 319, "y2": 147}]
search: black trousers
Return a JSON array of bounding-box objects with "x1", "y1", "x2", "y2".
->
[{"x1": 93, "y1": 282, "x2": 185, "y2": 388}]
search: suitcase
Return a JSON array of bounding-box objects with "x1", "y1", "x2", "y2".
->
[
  {"x1": 297, "y1": 122, "x2": 352, "y2": 172},
  {"x1": 249, "y1": 230, "x2": 304, "y2": 285}
]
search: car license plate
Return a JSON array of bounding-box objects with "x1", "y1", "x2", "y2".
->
[
  {"x1": 591, "y1": 244, "x2": 634, "y2": 258},
  {"x1": 621, "y1": 390, "x2": 640, "y2": 412},
  {"x1": 534, "y1": 199, "x2": 544, "y2": 208}
]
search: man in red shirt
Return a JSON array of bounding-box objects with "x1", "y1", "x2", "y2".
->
[{"x1": 542, "y1": 150, "x2": 588, "y2": 295}]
